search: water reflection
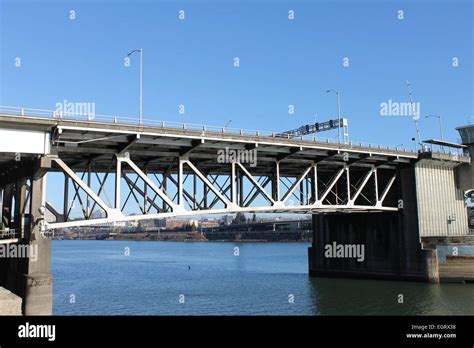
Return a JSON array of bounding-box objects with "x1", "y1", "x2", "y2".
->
[{"x1": 308, "y1": 277, "x2": 474, "y2": 315}]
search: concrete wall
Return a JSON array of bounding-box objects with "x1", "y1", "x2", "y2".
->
[{"x1": 415, "y1": 161, "x2": 468, "y2": 237}]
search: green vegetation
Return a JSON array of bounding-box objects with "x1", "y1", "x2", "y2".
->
[{"x1": 232, "y1": 212, "x2": 247, "y2": 224}]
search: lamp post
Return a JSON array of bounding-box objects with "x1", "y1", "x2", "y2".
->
[
  {"x1": 127, "y1": 48, "x2": 143, "y2": 125},
  {"x1": 425, "y1": 114, "x2": 444, "y2": 140},
  {"x1": 425, "y1": 114, "x2": 444, "y2": 151},
  {"x1": 223, "y1": 120, "x2": 232, "y2": 133},
  {"x1": 326, "y1": 89, "x2": 341, "y2": 143}
]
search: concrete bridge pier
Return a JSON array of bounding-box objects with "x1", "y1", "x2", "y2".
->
[
  {"x1": 0, "y1": 159, "x2": 52, "y2": 315},
  {"x1": 308, "y1": 167, "x2": 441, "y2": 283},
  {"x1": 308, "y1": 212, "x2": 439, "y2": 282},
  {"x1": 20, "y1": 175, "x2": 52, "y2": 315}
]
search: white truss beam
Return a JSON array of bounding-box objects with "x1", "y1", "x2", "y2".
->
[
  {"x1": 120, "y1": 156, "x2": 181, "y2": 212},
  {"x1": 236, "y1": 162, "x2": 275, "y2": 205},
  {"x1": 44, "y1": 155, "x2": 399, "y2": 229},
  {"x1": 376, "y1": 173, "x2": 397, "y2": 207}
]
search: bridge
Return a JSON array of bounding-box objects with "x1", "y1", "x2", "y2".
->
[
  {"x1": 0, "y1": 106, "x2": 426, "y2": 229},
  {"x1": 0, "y1": 105, "x2": 472, "y2": 315}
]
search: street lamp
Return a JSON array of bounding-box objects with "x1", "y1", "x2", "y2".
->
[
  {"x1": 127, "y1": 48, "x2": 143, "y2": 125},
  {"x1": 425, "y1": 114, "x2": 444, "y2": 151},
  {"x1": 326, "y1": 89, "x2": 341, "y2": 143},
  {"x1": 425, "y1": 115, "x2": 444, "y2": 141},
  {"x1": 225, "y1": 120, "x2": 232, "y2": 128}
]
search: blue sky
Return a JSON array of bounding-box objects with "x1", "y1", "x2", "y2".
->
[{"x1": 1, "y1": 0, "x2": 472, "y2": 147}]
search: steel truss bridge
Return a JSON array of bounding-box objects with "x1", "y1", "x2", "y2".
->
[{"x1": 0, "y1": 106, "x2": 467, "y2": 229}]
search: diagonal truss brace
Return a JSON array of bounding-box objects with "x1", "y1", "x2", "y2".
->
[
  {"x1": 182, "y1": 159, "x2": 235, "y2": 209},
  {"x1": 315, "y1": 166, "x2": 346, "y2": 205},
  {"x1": 376, "y1": 173, "x2": 397, "y2": 208},
  {"x1": 347, "y1": 167, "x2": 375, "y2": 206},
  {"x1": 119, "y1": 156, "x2": 183, "y2": 212},
  {"x1": 281, "y1": 165, "x2": 313, "y2": 203},
  {"x1": 236, "y1": 162, "x2": 277, "y2": 206},
  {"x1": 51, "y1": 157, "x2": 123, "y2": 221}
]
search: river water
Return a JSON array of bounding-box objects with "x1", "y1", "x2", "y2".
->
[{"x1": 52, "y1": 240, "x2": 474, "y2": 315}]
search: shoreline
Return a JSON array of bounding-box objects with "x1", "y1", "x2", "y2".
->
[{"x1": 54, "y1": 230, "x2": 312, "y2": 243}]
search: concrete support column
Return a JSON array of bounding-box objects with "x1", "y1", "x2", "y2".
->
[
  {"x1": 20, "y1": 174, "x2": 52, "y2": 315},
  {"x1": 423, "y1": 248, "x2": 440, "y2": 283}
]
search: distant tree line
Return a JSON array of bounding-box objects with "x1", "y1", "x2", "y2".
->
[{"x1": 232, "y1": 212, "x2": 257, "y2": 225}]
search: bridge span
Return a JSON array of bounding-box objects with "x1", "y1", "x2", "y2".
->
[
  {"x1": 0, "y1": 106, "x2": 429, "y2": 229},
  {"x1": 0, "y1": 106, "x2": 472, "y2": 315}
]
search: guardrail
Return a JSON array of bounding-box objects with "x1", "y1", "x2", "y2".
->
[
  {"x1": 0, "y1": 228, "x2": 19, "y2": 241},
  {"x1": 0, "y1": 105, "x2": 469, "y2": 157}
]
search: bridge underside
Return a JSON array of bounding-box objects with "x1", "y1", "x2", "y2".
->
[{"x1": 0, "y1": 122, "x2": 409, "y2": 229}]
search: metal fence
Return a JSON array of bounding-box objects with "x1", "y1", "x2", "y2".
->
[
  {"x1": 0, "y1": 229, "x2": 19, "y2": 241},
  {"x1": 0, "y1": 105, "x2": 469, "y2": 157}
]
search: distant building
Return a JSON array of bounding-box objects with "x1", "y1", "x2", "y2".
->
[
  {"x1": 138, "y1": 219, "x2": 156, "y2": 228},
  {"x1": 128, "y1": 220, "x2": 139, "y2": 228},
  {"x1": 223, "y1": 215, "x2": 233, "y2": 225},
  {"x1": 164, "y1": 219, "x2": 190, "y2": 230},
  {"x1": 154, "y1": 219, "x2": 166, "y2": 227},
  {"x1": 200, "y1": 219, "x2": 220, "y2": 228}
]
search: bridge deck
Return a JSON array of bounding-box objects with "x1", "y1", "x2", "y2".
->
[{"x1": 0, "y1": 112, "x2": 430, "y2": 175}]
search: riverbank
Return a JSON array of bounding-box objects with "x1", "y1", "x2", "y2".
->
[
  {"x1": 55, "y1": 229, "x2": 312, "y2": 242},
  {"x1": 108, "y1": 232, "x2": 208, "y2": 242}
]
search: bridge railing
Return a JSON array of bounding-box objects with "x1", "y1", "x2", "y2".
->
[
  {"x1": 0, "y1": 228, "x2": 19, "y2": 241},
  {"x1": 0, "y1": 105, "x2": 468, "y2": 157}
]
